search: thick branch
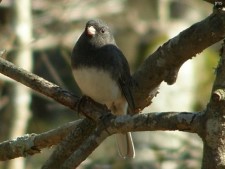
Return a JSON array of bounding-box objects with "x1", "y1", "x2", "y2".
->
[
  {"x1": 61, "y1": 111, "x2": 203, "y2": 168},
  {"x1": 133, "y1": 9, "x2": 225, "y2": 109},
  {"x1": 0, "y1": 111, "x2": 202, "y2": 162}
]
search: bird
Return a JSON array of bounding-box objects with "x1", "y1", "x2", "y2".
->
[{"x1": 71, "y1": 19, "x2": 135, "y2": 158}]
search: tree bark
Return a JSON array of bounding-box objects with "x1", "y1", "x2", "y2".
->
[
  {"x1": 201, "y1": 41, "x2": 225, "y2": 169},
  {"x1": 132, "y1": 9, "x2": 225, "y2": 110}
]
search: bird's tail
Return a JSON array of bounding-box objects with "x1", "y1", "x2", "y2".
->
[{"x1": 115, "y1": 132, "x2": 135, "y2": 158}]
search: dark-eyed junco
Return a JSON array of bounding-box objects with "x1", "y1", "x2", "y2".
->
[{"x1": 71, "y1": 19, "x2": 135, "y2": 158}]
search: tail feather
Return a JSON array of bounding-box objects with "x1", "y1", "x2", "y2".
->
[{"x1": 115, "y1": 132, "x2": 135, "y2": 158}]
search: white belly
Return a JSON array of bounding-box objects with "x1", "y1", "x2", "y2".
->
[{"x1": 73, "y1": 67, "x2": 121, "y2": 106}]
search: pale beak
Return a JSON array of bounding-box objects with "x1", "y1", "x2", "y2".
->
[{"x1": 87, "y1": 26, "x2": 96, "y2": 36}]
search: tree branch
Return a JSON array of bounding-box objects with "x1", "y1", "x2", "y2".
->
[
  {"x1": 0, "y1": 120, "x2": 81, "y2": 161},
  {"x1": 61, "y1": 111, "x2": 203, "y2": 168},
  {"x1": 0, "y1": 111, "x2": 203, "y2": 162},
  {"x1": 61, "y1": 121, "x2": 110, "y2": 169},
  {"x1": 41, "y1": 118, "x2": 96, "y2": 169},
  {"x1": 0, "y1": 55, "x2": 79, "y2": 109},
  {"x1": 133, "y1": 9, "x2": 225, "y2": 110}
]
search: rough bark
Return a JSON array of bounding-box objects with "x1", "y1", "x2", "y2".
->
[
  {"x1": 132, "y1": 9, "x2": 225, "y2": 110},
  {"x1": 201, "y1": 41, "x2": 225, "y2": 169},
  {"x1": 0, "y1": 110, "x2": 202, "y2": 161}
]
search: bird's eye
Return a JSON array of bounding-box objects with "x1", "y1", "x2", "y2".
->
[{"x1": 100, "y1": 28, "x2": 105, "y2": 34}]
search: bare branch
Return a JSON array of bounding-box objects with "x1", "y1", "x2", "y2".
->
[
  {"x1": 0, "y1": 110, "x2": 203, "y2": 163},
  {"x1": 41, "y1": 119, "x2": 96, "y2": 169},
  {"x1": 133, "y1": 9, "x2": 225, "y2": 110},
  {"x1": 61, "y1": 122, "x2": 110, "y2": 169},
  {"x1": 0, "y1": 134, "x2": 37, "y2": 161},
  {"x1": 0, "y1": 120, "x2": 81, "y2": 161},
  {"x1": 0, "y1": 56, "x2": 79, "y2": 110},
  {"x1": 61, "y1": 111, "x2": 203, "y2": 168}
]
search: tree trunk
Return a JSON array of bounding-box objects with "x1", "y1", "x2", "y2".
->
[
  {"x1": 201, "y1": 42, "x2": 225, "y2": 169},
  {"x1": 8, "y1": 0, "x2": 33, "y2": 169}
]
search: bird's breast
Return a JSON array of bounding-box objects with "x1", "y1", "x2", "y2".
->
[{"x1": 73, "y1": 67, "x2": 121, "y2": 106}]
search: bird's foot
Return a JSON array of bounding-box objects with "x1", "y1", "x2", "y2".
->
[
  {"x1": 76, "y1": 95, "x2": 110, "y2": 121},
  {"x1": 76, "y1": 95, "x2": 91, "y2": 114}
]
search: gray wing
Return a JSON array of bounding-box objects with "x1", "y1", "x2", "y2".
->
[
  {"x1": 116, "y1": 51, "x2": 135, "y2": 113},
  {"x1": 118, "y1": 76, "x2": 135, "y2": 112}
]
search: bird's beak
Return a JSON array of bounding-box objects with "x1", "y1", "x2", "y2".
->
[{"x1": 87, "y1": 26, "x2": 96, "y2": 36}]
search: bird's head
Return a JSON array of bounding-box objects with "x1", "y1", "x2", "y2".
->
[{"x1": 84, "y1": 19, "x2": 115, "y2": 48}]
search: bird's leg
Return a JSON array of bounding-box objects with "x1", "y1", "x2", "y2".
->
[
  {"x1": 99, "y1": 110, "x2": 115, "y2": 136},
  {"x1": 76, "y1": 95, "x2": 110, "y2": 121},
  {"x1": 75, "y1": 95, "x2": 91, "y2": 115}
]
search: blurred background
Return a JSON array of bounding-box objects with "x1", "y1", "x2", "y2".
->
[{"x1": 0, "y1": 0, "x2": 220, "y2": 169}]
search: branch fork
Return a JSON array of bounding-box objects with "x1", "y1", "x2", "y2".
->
[{"x1": 0, "y1": 6, "x2": 225, "y2": 169}]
